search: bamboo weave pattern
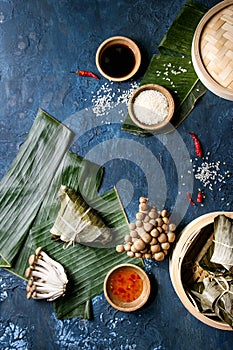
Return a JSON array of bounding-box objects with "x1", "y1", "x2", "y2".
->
[{"x1": 200, "y1": 5, "x2": 233, "y2": 89}]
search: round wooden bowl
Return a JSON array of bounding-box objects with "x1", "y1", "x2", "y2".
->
[
  {"x1": 128, "y1": 84, "x2": 175, "y2": 131},
  {"x1": 192, "y1": 1, "x2": 233, "y2": 101},
  {"x1": 169, "y1": 211, "x2": 233, "y2": 330},
  {"x1": 104, "y1": 263, "x2": 151, "y2": 312},
  {"x1": 95, "y1": 36, "x2": 141, "y2": 82}
]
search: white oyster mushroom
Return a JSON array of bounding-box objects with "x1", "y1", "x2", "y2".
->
[{"x1": 25, "y1": 247, "x2": 68, "y2": 301}]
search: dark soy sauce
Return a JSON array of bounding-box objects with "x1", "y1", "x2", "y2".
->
[{"x1": 100, "y1": 44, "x2": 136, "y2": 78}]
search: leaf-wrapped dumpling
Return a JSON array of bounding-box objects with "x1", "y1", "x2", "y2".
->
[
  {"x1": 210, "y1": 215, "x2": 233, "y2": 270},
  {"x1": 50, "y1": 185, "x2": 112, "y2": 248}
]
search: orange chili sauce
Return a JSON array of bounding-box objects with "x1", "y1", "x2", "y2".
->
[{"x1": 109, "y1": 268, "x2": 143, "y2": 303}]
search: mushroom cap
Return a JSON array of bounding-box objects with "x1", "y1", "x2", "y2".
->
[
  {"x1": 35, "y1": 246, "x2": 43, "y2": 256},
  {"x1": 28, "y1": 254, "x2": 36, "y2": 266},
  {"x1": 134, "y1": 238, "x2": 146, "y2": 251}
]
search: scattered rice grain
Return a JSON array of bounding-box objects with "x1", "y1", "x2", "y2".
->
[{"x1": 91, "y1": 81, "x2": 139, "y2": 117}]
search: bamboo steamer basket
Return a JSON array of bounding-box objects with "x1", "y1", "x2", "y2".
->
[
  {"x1": 169, "y1": 211, "x2": 233, "y2": 330},
  {"x1": 192, "y1": 1, "x2": 233, "y2": 100}
]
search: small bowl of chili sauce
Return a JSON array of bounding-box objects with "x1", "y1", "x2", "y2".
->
[
  {"x1": 96, "y1": 36, "x2": 141, "y2": 82},
  {"x1": 104, "y1": 263, "x2": 151, "y2": 312}
]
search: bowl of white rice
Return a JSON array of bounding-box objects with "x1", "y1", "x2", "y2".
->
[{"x1": 128, "y1": 84, "x2": 174, "y2": 131}]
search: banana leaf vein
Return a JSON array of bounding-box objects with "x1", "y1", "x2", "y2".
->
[{"x1": 122, "y1": 0, "x2": 208, "y2": 135}]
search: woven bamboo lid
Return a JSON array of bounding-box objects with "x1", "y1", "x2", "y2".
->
[{"x1": 192, "y1": 1, "x2": 233, "y2": 100}]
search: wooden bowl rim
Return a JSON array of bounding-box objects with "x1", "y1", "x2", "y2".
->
[
  {"x1": 128, "y1": 84, "x2": 175, "y2": 131},
  {"x1": 169, "y1": 211, "x2": 233, "y2": 330},
  {"x1": 104, "y1": 263, "x2": 151, "y2": 312},
  {"x1": 95, "y1": 36, "x2": 141, "y2": 82},
  {"x1": 191, "y1": 1, "x2": 233, "y2": 101}
]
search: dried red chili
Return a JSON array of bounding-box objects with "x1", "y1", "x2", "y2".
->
[
  {"x1": 197, "y1": 190, "x2": 204, "y2": 203},
  {"x1": 186, "y1": 192, "x2": 196, "y2": 206},
  {"x1": 71, "y1": 70, "x2": 99, "y2": 80},
  {"x1": 188, "y1": 132, "x2": 203, "y2": 157}
]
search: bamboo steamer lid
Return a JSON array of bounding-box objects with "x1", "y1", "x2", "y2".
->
[
  {"x1": 192, "y1": 1, "x2": 233, "y2": 100},
  {"x1": 169, "y1": 211, "x2": 233, "y2": 330}
]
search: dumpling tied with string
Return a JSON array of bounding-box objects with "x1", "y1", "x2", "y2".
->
[
  {"x1": 50, "y1": 185, "x2": 112, "y2": 248},
  {"x1": 210, "y1": 215, "x2": 233, "y2": 270}
]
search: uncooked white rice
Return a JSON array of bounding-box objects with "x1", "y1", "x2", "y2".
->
[{"x1": 133, "y1": 89, "x2": 168, "y2": 125}]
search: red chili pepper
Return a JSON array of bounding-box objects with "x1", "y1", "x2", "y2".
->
[
  {"x1": 186, "y1": 192, "x2": 196, "y2": 206},
  {"x1": 197, "y1": 190, "x2": 203, "y2": 203},
  {"x1": 71, "y1": 70, "x2": 99, "y2": 80},
  {"x1": 188, "y1": 132, "x2": 203, "y2": 157}
]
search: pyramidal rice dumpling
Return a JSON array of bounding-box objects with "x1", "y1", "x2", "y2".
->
[
  {"x1": 210, "y1": 215, "x2": 233, "y2": 270},
  {"x1": 50, "y1": 185, "x2": 112, "y2": 248}
]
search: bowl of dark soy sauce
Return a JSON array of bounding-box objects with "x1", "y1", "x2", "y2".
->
[{"x1": 96, "y1": 36, "x2": 141, "y2": 82}]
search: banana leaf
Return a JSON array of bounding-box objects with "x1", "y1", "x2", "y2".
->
[
  {"x1": 185, "y1": 215, "x2": 233, "y2": 327},
  {"x1": 50, "y1": 185, "x2": 112, "y2": 248},
  {"x1": 122, "y1": 55, "x2": 206, "y2": 136},
  {"x1": 121, "y1": 0, "x2": 208, "y2": 136},
  {"x1": 29, "y1": 187, "x2": 142, "y2": 319},
  {"x1": 211, "y1": 215, "x2": 233, "y2": 270},
  {"x1": 191, "y1": 273, "x2": 233, "y2": 328},
  {"x1": 158, "y1": 0, "x2": 208, "y2": 57},
  {"x1": 31, "y1": 155, "x2": 140, "y2": 319},
  {"x1": 0, "y1": 109, "x2": 74, "y2": 267},
  {"x1": 0, "y1": 110, "x2": 142, "y2": 319},
  {"x1": 10, "y1": 150, "x2": 104, "y2": 280}
]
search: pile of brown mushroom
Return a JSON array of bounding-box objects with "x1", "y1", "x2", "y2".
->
[
  {"x1": 25, "y1": 247, "x2": 68, "y2": 301},
  {"x1": 116, "y1": 197, "x2": 176, "y2": 261}
]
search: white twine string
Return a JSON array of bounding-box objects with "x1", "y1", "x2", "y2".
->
[
  {"x1": 212, "y1": 275, "x2": 233, "y2": 311},
  {"x1": 212, "y1": 239, "x2": 233, "y2": 249},
  {"x1": 58, "y1": 205, "x2": 92, "y2": 249},
  {"x1": 213, "y1": 276, "x2": 233, "y2": 295}
]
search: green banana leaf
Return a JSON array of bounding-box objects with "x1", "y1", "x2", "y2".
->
[
  {"x1": 211, "y1": 215, "x2": 233, "y2": 269},
  {"x1": 29, "y1": 186, "x2": 142, "y2": 319},
  {"x1": 121, "y1": 0, "x2": 208, "y2": 136},
  {"x1": 10, "y1": 150, "x2": 104, "y2": 280},
  {"x1": 122, "y1": 55, "x2": 206, "y2": 136},
  {"x1": 185, "y1": 214, "x2": 233, "y2": 327},
  {"x1": 30, "y1": 151, "x2": 140, "y2": 319},
  {"x1": 1, "y1": 109, "x2": 142, "y2": 319},
  {"x1": 158, "y1": 0, "x2": 208, "y2": 57},
  {"x1": 191, "y1": 273, "x2": 233, "y2": 328},
  {"x1": 50, "y1": 185, "x2": 112, "y2": 248},
  {"x1": 0, "y1": 109, "x2": 74, "y2": 267}
]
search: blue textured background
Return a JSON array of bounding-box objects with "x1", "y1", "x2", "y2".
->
[{"x1": 0, "y1": 0, "x2": 232, "y2": 349}]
